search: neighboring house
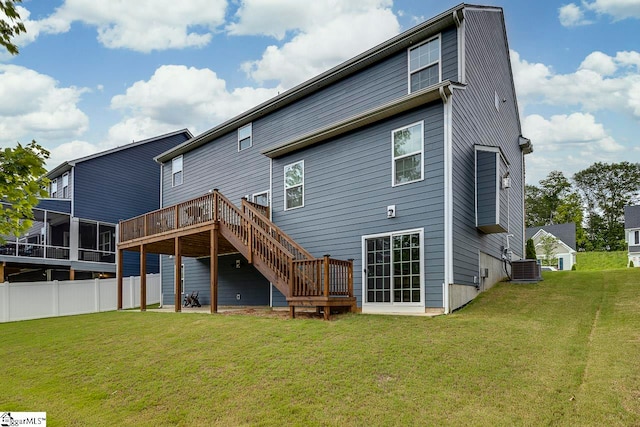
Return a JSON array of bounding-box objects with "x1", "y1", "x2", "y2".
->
[
  {"x1": 118, "y1": 4, "x2": 531, "y2": 315},
  {"x1": 526, "y1": 223, "x2": 577, "y2": 271},
  {"x1": 0, "y1": 129, "x2": 192, "y2": 282},
  {"x1": 625, "y1": 205, "x2": 640, "y2": 267}
]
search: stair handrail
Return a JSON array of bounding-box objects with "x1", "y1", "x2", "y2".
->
[{"x1": 241, "y1": 199, "x2": 313, "y2": 261}]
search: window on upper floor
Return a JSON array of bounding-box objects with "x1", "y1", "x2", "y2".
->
[
  {"x1": 284, "y1": 160, "x2": 304, "y2": 210},
  {"x1": 172, "y1": 155, "x2": 183, "y2": 187},
  {"x1": 50, "y1": 179, "x2": 57, "y2": 198},
  {"x1": 62, "y1": 173, "x2": 69, "y2": 198},
  {"x1": 635, "y1": 230, "x2": 639, "y2": 245},
  {"x1": 392, "y1": 121, "x2": 424, "y2": 186},
  {"x1": 238, "y1": 123, "x2": 252, "y2": 151},
  {"x1": 408, "y1": 36, "x2": 441, "y2": 93}
]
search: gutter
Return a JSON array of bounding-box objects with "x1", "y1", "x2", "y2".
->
[
  {"x1": 154, "y1": 4, "x2": 466, "y2": 164},
  {"x1": 262, "y1": 81, "x2": 462, "y2": 158}
]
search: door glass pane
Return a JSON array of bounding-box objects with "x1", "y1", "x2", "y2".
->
[{"x1": 365, "y1": 237, "x2": 390, "y2": 303}]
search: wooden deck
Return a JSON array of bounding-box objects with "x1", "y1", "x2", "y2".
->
[{"x1": 117, "y1": 190, "x2": 356, "y2": 319}]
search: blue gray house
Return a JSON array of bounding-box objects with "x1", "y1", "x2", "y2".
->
[
  {"x1": 625, "y1": 205, "x2": 640, "y2": 267},
  {"x1": 118, "y1": 4, "x2": 532, "y2": 316},
  {"x1": 0, "y1": 129, "x2": 191, "y2": 282}
]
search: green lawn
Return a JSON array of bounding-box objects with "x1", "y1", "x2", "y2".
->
[
  {"x1": 576, "y1": 250, "x2": 628, "y2": 270},
  {"x1": 1, "y1": 269, "x2": 639, "y2": 426}
]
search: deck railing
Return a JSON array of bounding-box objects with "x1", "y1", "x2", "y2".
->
[
  {"x1": 291, "y1": 256, "x2": 353, "y2": 298},
  {"x1": 119, "y1": 190, "x2": 353, "y2": 299}
]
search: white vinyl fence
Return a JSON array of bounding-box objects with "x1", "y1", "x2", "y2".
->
[{"x1": 0, "y1": 274, "x2": 160, "y2": 323}]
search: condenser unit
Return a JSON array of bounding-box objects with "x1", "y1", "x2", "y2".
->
[{"x1": 511, "y1": 260, "x2": 541, "y2": 282}]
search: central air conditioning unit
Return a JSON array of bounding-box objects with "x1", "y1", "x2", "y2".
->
[{"x1": 511, "y1": 260, "x2": 541, "y2": 282}]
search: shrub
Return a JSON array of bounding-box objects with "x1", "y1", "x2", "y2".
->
[
  {"x1": 526, "y1": 238, "x2": 537, "y2": 260},
  {"x1": 630, "y1": 260, "x2": 635, "y2": 268}
]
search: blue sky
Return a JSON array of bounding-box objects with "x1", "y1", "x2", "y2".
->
[{"x1": 1, "y1": 0, "x2": 639, "y2": 184}]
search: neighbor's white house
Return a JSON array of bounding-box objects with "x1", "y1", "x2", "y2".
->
[
  {"x1": 625, "y1": 205, "x2": 640, "y2": 267},
  {"x1": 525, "y1": 223, "x2": 577, "y2": 271}
]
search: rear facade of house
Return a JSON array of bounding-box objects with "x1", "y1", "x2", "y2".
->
[{"x1": 149, "y1": 4, "x2": 529, "y2": 314}]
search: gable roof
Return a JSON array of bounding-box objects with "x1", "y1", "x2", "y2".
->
[
  {"x1": 526, "y1": 223, "x2": 577, "y2": 251},
  {"x1": 625, "y1": 205, "x2": 640, "y2": 229},
  {"x1": 154, "y1": 3, "x2": 496, "y2": 163},
  {"x1": 47, "y1": 128, "x2": 192, "y2": 179}
]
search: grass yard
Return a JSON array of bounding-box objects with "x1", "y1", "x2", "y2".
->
[
  {"x1": 1, "y1": 269, "x2": 639, "y2": 426},
  {"x1": 576, "y1": 250, "x2": 628, "y2": 270}
]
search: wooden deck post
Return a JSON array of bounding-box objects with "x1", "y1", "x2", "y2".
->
[
  {"x1": 69, "y1": 268, "x2": 75, "y2": 281},
  {"x1": 210, "y1": 224, "x2": 218, "y2": 314},
  {"x1": 323, "y1": 254, "x2": 330, "y2": 298},
  {"x1": 0, "y1": 262, "x2": 5, "y2": 283},
  {"x1": 140, "y1": 244, "x2": 146, "y2": 311},
  {"x1": 174, "y1": 237, "x2": 182, "y2": 312},
  {"x1": 117, "y1": 249, "x2": 123, "y2": 310}
]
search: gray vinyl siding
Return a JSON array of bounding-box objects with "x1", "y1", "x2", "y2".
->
[
  {"x1": 271, "y1": 103, "x2": 445, "y2": 308},
  {"x1": 161, "y1": 254, "x2": 270, "y2": 306},
  {"x1": 441, "y1": 27, "x2": 458, "y2": 82},
  {"x1": 476, "y1": 150, "x2": 497, "y2": 227},
  {"x1": 48, "y1": 172, "x2": 72, "y2": 200},
  {"x1": 450, "y1": 8, "x2": 525, "y2": 285},
  {"x1": 158, "y1": 23, "x2": 458, "y2": 307}
]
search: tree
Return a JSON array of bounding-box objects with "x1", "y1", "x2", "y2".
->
[
  {"x1": 525, "y1": 238, "x2": 536, "y2": 260},
  {"x1": 0, "y1": 0, "x2": 26, "y2": 55},
  {"x1": 525, "y1": 171, "x2": 574, "y2": 227},
  {"x1": 0, "y1": 141, "x2": 50, "y2": 241},
  {"x1": 539, "y1": 234, "x2": 558, "y2": 266},
  {"x1": 573, "y1": 162, "x2": 640, "y2": 251}
]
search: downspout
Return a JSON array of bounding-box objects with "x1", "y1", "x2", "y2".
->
[
  {"x1": 441, "y1": 85, "x2": 454, "y2": 314},
  {"x1": 269, "y1": 157, "x2": 273, "y2": 308},
  {"x1": 159, "y1": 162, "x2": 164, "y2": 307}
]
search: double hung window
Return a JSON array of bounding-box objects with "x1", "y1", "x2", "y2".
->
[
  {"x1": 238, "y1": 123, "x2": 252, "y2": 151},
  {"x1": 408, "y1": 36, "x2": 440, "y2": 92},
  {"x1": 392, "y1": 122, "x2": 424, "y2": 186},
  {"x1": 172, "y1": 155, "x2": 183, "y2": 187},
  {"x1": 284, "y1": 161, "x2": 304, "y2": 210}
]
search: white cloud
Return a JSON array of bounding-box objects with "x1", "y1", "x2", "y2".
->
[
  {"x1": 511, "y1": 50, "x2": 640, "y2": 118},
  {"x1": 585, "y1": 0, "x2": 640, "y2": 20},
  {"x1": 47, "y1": 140, "x2": 99, "y2": 169},
  {"x1": 523, "y1": 113, "x2": 623, "y2": 183},
  {"x1": 227, "y1": 0, "x2": 393, "y2": 39},
  {"x1": 108, "y1": 65, "x2": 280, "y2": 144},
  {"x1": 579, "y1": 51, "x2": 617, "y2": 75},
  {"x1": 242, "y1": 6, "x2": 400, "y2": 88},
  {"x1": 559, "y1": 3, "x2": 592, "y2": 26},
  {"x1": 13, "y1": 0, "x2": 227, "y2": 52},
  {"x1": 0, "y1": 65, "x2": 89, "y2": 146}
]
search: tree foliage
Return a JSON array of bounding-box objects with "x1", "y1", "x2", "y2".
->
[
  {"x1": 525, "y1": 238, "x2": 537, "y2": 260},
  {"x1": 0, "y1": 141, "x2": 50, "y2": 240},
  {"x1": 525, "y1": 171, "x2": 575, "y2": 227},
  {"x1": 539, "y1": 234, "x2": 558, "y2": 266},
  {"x1": 0, "y1": 0, "x2": 26, "y2": 55},
  {"x1": 573, "y1": 162, "x2": 640, "y2": 251}
]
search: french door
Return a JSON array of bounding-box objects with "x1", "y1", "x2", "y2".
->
[{"x1": 363, "y1": 230, "x2": 423, "y2": 305}]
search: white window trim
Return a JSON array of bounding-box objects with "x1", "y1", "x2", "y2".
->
[
  {"x1": 407, "y1": 34, "x2": 442, "y2": 94},
  {"x1": 252, "y1": 190, "x2": 270, "y2": 206},
  {"x1": 50, "y1": 178, "x2": 57, "y2": 198},
  {"x1": 172, "y1": 155, "x2": 183, "y2": 187},
  {"x1": 391, "y1": 121, "x2": 424, "y2": 187},
  {"x1": 284, "y1": 160, "x2": 304, "y2": 211},
  {"x1": 238, "y1": 123, "x2": 252, "y2": 151},
  {"x1": 62, "y1": 172, "x2": 69, "y2": 198},
  {"x1": 361, "y1": 228, "x2": 425, "y2": 314}
]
